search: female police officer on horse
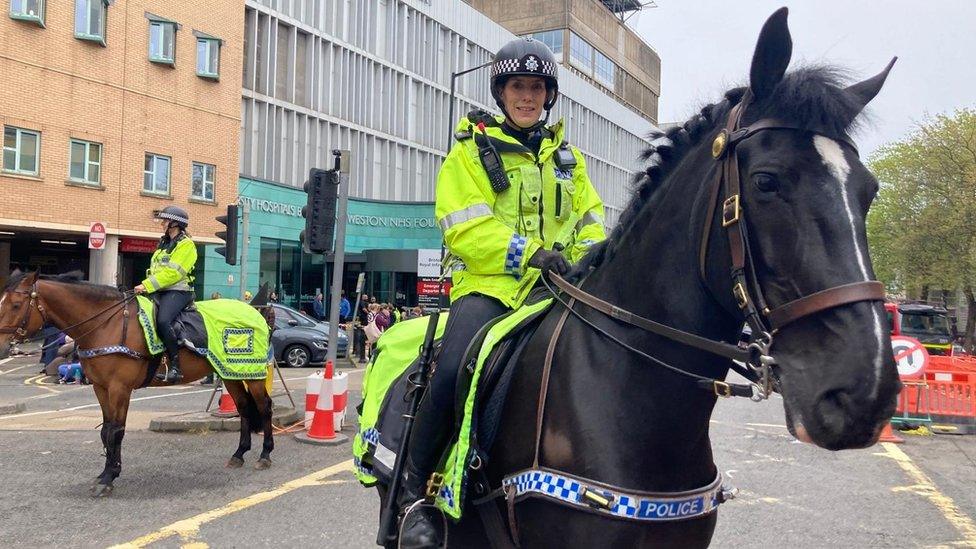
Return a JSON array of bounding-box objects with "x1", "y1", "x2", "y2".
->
[
  {"x1": 395, "y1": 37, "x2": 607, "y2": 547},
  {"x1": 133, "y1": 206, "x2": 197, "y2": 383}
]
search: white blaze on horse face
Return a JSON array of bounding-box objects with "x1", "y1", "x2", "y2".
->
[{"x1": 813, "y1": 135, "x2": 884, "y2": 397}]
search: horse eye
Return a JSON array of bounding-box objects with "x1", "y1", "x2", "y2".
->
[{"x1": 753, "y1": 173, "x2": 779, "y2": 193}]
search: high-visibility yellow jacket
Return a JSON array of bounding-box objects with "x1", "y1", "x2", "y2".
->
[
  {"x1": 142, "y1": 234, "x2": 197, "y2": 293},
  {"x1": 436, "y1": 115, "x2": 606, "y2": 309}
]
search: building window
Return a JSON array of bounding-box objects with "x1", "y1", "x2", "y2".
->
[
  {"x1": 3, "y1": 126, "x2": 40, "y2": 176},
  {"x1": 569, "y1": 32, "x2": 594, "y2": 75},
  {"x1": 143, "y1": 153, "x2": 171, "y2": 195},
  {"x1": 74, "y1": 0, "x2": 106, "y2": 44},
  {"x1": 146, "y1": 14, "x2": 178, "y2": 64},
  {"x1": 194, "y1": 32, "x2": 221, "y2": 79},
  {"x1": 530, "y1": 30, "x2": 563, "y2": 57},
  {"x1": 191, "y1": 162, "x2": 215, "y2": 201},
  {"x1": 69, "y1": 139, "x2": 101, "y2": 185},
  {"x1": 9, "y1": 0, "x2": 44, "y2": 26},
  {"x1": 594, "y1": 50, "x2": 615, "y2": 88}
]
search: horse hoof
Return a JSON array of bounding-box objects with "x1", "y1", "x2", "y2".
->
[
  {"x1": 91, "y1": 484, "x2": 113, "y2": 498},
  {"x1": 226, "y1": 457, "x2": 244, "y2": 468},
  {"x1": 254, "y1": 458, "x2": 272, "y2": 470}
]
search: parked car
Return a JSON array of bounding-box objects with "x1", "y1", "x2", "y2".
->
[{"x1": 270, "y1": 303, "x2": 348, "y2": 368}]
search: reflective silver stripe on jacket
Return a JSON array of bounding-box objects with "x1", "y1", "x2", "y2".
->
[
  {"x1": 147, "y1": 275, "x2": 162, "y2": 291},
  {"x1": 439, "y1": 203, "x2": 493, "y2": 231},
  {"x1": 576, "y1": 211, "x2": 603, "y2": 232},
  {"x1": 159, "y1": 261, "x2": 188, "y2": 277}
]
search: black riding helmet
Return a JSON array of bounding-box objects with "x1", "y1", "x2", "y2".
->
[
  {"x1": 156, "y1": 205, "x2": 189, "y2": 230},
  {"x1": 490, "y1": 37, "x2": 559, "y2": 131}
]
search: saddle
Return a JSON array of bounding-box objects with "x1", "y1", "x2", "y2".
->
[
  {"x1": 132, "y1": 296, "x2": 272, "y2": 384},
  {"x1": 354, "y1": 291, "x2": 553, "y2": 498}
]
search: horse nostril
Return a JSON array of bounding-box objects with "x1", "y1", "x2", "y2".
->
[{"x1": 815, "y1": 389, "x2": 854, "y2": 434}]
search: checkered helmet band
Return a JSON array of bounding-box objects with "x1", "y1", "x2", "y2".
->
[
  {"x1": 490, "y1": 54, "x2": 558, "y2": 79},
  {"x1": 157, "y1": 206, "x2": 189, "y2": 225}
]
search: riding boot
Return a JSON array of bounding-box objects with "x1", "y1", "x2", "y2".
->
[
  {"x1": 156, "y1": 353, "x2": 183, "y2": 383},
  {"x1": 397, "y1": 459, "x2": 442, "y2": 549}
]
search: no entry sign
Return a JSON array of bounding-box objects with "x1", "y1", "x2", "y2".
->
[
  {"x1": 891, "y1": 335, "x2": 928, "y2": 379},
  {"x1": 89, "y1": 222, "x2": 107, "y2": 250}
]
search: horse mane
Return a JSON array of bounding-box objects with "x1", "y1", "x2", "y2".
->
[
  {"x1": 40, "y1": 271, "x2": 124, "y2": 300},
  {"x1": 3, "y1": 270, "x2": 30, "y2": 292},
  {"x1": 570, "y1": 65, "x2": 866, "y2": 279}
]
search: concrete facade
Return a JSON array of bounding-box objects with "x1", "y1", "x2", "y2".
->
[
  {"x1": 240, "y1": 0, "x2": 654, "y2": 229},
  {"x1": 0, "y1": 0, "x2": 243, "y2": 285},
  {"x1": 465, "y1": 0, "x2": 661, "y2": 123}
]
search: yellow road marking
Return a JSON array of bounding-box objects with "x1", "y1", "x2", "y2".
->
[
  {"x1": 881, "y1": 442, "x2": 976, "y2": 545},
  {"x1": 108, "y1": 459, "x2": 353, "y2": 548},
  {"x1": 23, "y1": 374, "x2": 43, "y2": 385}
]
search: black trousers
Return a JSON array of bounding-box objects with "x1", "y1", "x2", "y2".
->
[
  {"x1": 155, "y1": 290, "x2": 194, "y2": 359},
  {"x1": 406, "y1": 293, "x2": 509, "y2": 472}
]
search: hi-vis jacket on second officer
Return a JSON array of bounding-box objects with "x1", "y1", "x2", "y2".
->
[
  {"x1": 142, "y1": 235, "x2": 197, "y2": 293},
  {"x1": 437, "y1": 113, "x2": 607, "y2": 309}
]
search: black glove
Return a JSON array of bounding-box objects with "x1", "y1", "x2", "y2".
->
[{"x1": 527, "y1": 248, "x2": 571, "y2": 277}]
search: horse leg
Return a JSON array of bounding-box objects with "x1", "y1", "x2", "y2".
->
[
  {"x1": 92, "y1": 384, "x2": 111, "y2": 489},
  {"x1": 249, "y1": 381, "x2": 274, "y2": 470},
  {"x1": 92, "y1": 384, "x2": 132, "y2": 497},
  {"x1": 224, "y1": 380, "x2": 251, "y2": 468}
]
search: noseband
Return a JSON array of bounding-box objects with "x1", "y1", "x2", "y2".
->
[{"x1": 699, "y1": 92, "x2": 885, "y2": 344}]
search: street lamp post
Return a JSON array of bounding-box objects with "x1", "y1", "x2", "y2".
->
[
  {"x1": 439, "y1": 61, "x2": 493, "y2": 309},
  {"x1": 446, "y1": 60, "x2": 494, "y2": 152}
]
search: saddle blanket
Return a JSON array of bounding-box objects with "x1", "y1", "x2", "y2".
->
[
  {"x1": 353, "y1": 297, "x2": 553, "y2": 520},
  {"x1": 136, "y1": 296, "x2": 271, "y2": 380}
]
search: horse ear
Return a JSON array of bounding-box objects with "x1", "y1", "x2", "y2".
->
[
  {"x1": 845, "y1": 57, "x2": 897, "y2": 111},
  {"x1": 749, "y1": 7, "x2": 792, "y2": 102}
]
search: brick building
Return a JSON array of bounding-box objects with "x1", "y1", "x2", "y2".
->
[{"x1": 0, "y1": 0, "x2": 242, "y2": 288}]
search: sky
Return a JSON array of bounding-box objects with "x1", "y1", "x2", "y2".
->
[{"x1": 626, "y1": 0, "x2": 975, "y2": 157}]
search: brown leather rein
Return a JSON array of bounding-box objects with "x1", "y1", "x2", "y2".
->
[
  {"x1": 547, "y1": 92, "x2": 886, "y2": 399},
  {"x1": 0, "y1": 282, "x2": 138, "y2": 352}
]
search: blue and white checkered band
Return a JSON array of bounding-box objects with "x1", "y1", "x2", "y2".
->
[
  {"x1": 491, "y1": 55, "x2": 558, "y2": 78},
  {"x1": 78, "y1": 345, "x2": 149, "y2": 360},
  {"x1": 504, "y1": 234, "x2": 528, "y2": 277},
  {"x1": 361, "y1": 427, "x2": 379, "y2": 446},
  {"x1": 502, "y1": 469, "x2": 735, "y2": 522},
  {"x1": 439, "y1": 484, "x2": 455, "y2": 509}
]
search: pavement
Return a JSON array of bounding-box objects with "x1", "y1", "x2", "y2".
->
[{"x1": 1, "y1": 350, "x2": 975, "y2": 548}]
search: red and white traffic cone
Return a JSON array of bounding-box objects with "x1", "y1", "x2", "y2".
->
[
  {"x1": 305, "y1": 371, "x2": 322, "y2": 429},
  {"x1": 296, "y1": 360, "x2": 348, "y2": 446},
  {"x1": 878, "y1": 421, "x2": 904, "y2": 444},
  {"x1": 211, "y1": 383, "x2": 239, "y2": 418},
  {"x1": 332, "y1": 370, "x2": 349, "y2": 432}
]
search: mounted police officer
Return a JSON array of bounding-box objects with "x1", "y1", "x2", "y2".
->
[
  {"x1": 133, "y1": 206, "x2": 197, "y2": 383},
  {"x1": 395, "y1": 37, "x2": 607, "y2": 547}
]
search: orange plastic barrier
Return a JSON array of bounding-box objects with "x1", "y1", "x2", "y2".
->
[
  {"x1": 895, "y1": 373, "x2": 976, "y2": 419},
  {"x1": 928, "y1": 355, "x2": 976, "y2": 376}
]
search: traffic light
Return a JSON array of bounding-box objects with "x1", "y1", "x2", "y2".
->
[
  {"x1": 300, "y1": 168, "x2": 339, "y2": 254},
  {"x1": 215, "y1": 204, "x2": 239, "y2": 265}
]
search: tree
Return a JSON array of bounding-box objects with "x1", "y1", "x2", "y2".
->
[{"x1": 867, "y1": 108, "x2": 976, "y2": 351}]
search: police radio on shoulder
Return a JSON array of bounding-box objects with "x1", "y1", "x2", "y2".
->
[{"x1": 476, "y1": 122, "x2": 511, "y2": 194}]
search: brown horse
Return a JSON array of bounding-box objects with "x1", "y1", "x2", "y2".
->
[{"x1": 0, "y1": 271, "x2": 274, "y2": 497}]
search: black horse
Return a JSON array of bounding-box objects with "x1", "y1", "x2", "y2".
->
[{"x1": 376, "y1": 8, "x2": 900, "y2": 548}]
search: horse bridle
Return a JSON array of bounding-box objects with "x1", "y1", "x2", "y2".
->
[
  {"x1": 548, "y1": 90, "x2": 886, "y2": 399},
  {"x1": 700, "y1": 92, "x2": 884, "y2": 361},
  {"x1": 0, "y1": 281, "x2": 137, "y2": 348},
  {"x1": 0, "y1": 282, "x2": 49, "y2": 340}
]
